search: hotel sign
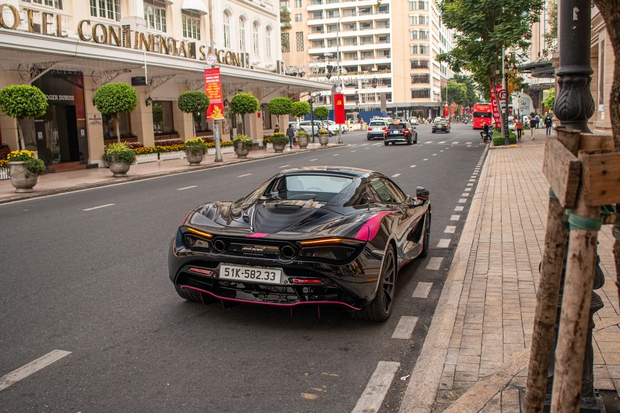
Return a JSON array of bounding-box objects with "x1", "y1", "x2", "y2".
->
[{"x1": 0, "y1": 4, "x2": 249, "y2": 68}]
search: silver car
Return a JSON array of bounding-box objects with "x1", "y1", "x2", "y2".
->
[{"x1": 366, "y1": 119, "x2": 389, "y2": 140}]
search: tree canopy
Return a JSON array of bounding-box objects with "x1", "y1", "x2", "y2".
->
[
  {"x1": 290, "y1": 101, "x2": 311, "y2": 119},
  {"x1": 93, "y1": 83, "x2": 138, "y2": 116},
  {"x1": 230, "y1": 93, "x2": 260, "y2": 116},
  {"x1": 437, "y1": 0, "x2": 544, "y2": 93},
  {"x1": 314, "y1": 106, "x2": 329, "y2": 120},
  {"x1": 177, "y1": 90, "x2": 210, "y2": 114},
  {"x1": 0, "y1": 84, "x2": 48, "y2": 119}
]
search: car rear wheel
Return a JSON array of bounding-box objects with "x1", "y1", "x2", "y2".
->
[
  {"x1": 407, "y1": 137, "x2": 412, "y2": 145},
  {"x1": 367, "y1": 135, "x2": 372, "y2": 140},
  {"x1": 352, "y1": 245, "x2": 397, "y2": 322},
  {"x1": 384, "y1": 140, "x2": 389, "y2": 146}
]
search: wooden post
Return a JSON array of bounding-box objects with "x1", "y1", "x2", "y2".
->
[{"x1": 550, "y1": 151, "x2": 601, "y2": 413}]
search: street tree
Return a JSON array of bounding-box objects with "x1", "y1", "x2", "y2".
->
[
  {"x1": 267, "y1": 97, "x2": 292, "y2": 130},
  {"x1": 177, "y1": 90, "x2": 210, "y2": 138},
  {"x1": 290, "y1": 101, "x2": 310, "y2": 121},
  {"x1": 93, "y1": 83, "x2": 138, "y2": 143},
  {"x1": 0, "y1": 84, "x2": 48, "y2": 150},
  {"x1": 230, "y1": 92, "x2": 259, "y2": 136},
  {"x1": 313, "y1": 106, "x2": 329, "y2": 123}
]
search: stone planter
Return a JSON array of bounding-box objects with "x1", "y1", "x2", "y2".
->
[
  {"x1": 185, "y1": 149, "x2": 205, "y2": 165},
  {"x1": 108, "y1": 161, "x2": 131, "y2": 177},
  {"x1": 234, "y1": 142, "x2": 250, "y2": 158},
  {"x1": 272, "y1": 142, "x2": 287, "y2": 153},
  {"x1": 318, "y1": 134, "x2": 329, "y2": 146},
  {"x1": 8, "y1": 161, "x2": 38, "y2": 192},
  {"x1": 297, "y1": 136, "x2": 309, "y2": 149}
]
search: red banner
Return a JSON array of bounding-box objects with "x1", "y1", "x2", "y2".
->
[
  {"x1": 334, "y1": 93, "x2": 345, "y2": 124},
  {"x1": 204, "y1": 68, "x2": 224, "y2": 120},
  {"x1": 489, "y1": 86, "x2": 501, "y2": 128}
]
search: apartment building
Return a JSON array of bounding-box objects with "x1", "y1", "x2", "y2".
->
[
  {"x1": 281, "y1": 0, "x2": 453, "y2": 120},
  {"x1": 0, "y1": 0, "x2": 329, "y2": 168}
]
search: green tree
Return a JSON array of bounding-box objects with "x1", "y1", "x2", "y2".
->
[
  {"x1": 177, "y1": 90, "x2": 210, "y2": 138},
  {"x1": 267, "y1": 97, "x2": 292, "y2": 130},
  {"x1": 0, "y1": 84, "x2": 48, "y2": 150},
  {"x1": 542, "y1": 88, "x2": 555, "y2": 111},
  {"x1": 230, "y1": 92, "x2": 259, "y2": 135},
  {"x1": 314, "y1": 106, "x2": 329, "y2": 122},
  {"x1": 93, "y1": 83, "x2": 138, "y2": 143},
  {"x1": 290, "y1": 101, "x2": 311, "y2": 120}
]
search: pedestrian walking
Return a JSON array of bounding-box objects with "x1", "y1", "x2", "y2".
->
[
  {"x1": 515, "y1": 118, "x2": 523, "y2": 140},
  {"x1": 529, "y1": 117, "x2": 536, "y2": 139},
  {"x1": 274, "y1": 124, "x2": 280, "y2": 133},
  {"x1": 285, "y1": 123, "x2": 295, "y2": 149},
  {"x1": 534, "y1": 114, "x2": 541, "y2": 129},
  {"x1": 544, "y1": 115, "x2": 553, "y2": 136}
]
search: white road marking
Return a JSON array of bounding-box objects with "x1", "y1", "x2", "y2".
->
[
  {"x1": 392, "y1": 173, "x2": 401, "y2": 178},
  {"x1": 412, "y1": 282, "x2": 433, "y2": 298},
  {"x1": 437, "y1": 239, "x2": 451, "y2": 248},
  {"x1": 423, "y1": 158, "x2": 428, "y2": 161},
  {"x1": 425, "y1": 141, "x2": 433, "y2": 144},
  {"x1": 333, "y1": 153, "x2": 339, "y2": 156},
  {"x1": 464, "y1": 187, "x2": 472, "y2": 192},
  {"x1": 360, "y1": 143, "x2": 369, "y2": 146},
  {"x1": 452, "y1": 142, "x2": 459, "y2": 145},
  {"x1": 445, "y1": 226, "x2": 456, "y2": 233},
  {"x1": 440, "y1": 150, "x2": 444, "y2": 152},
  {"x1": 280, "y1": 164, "x2": 290, "y2": 168},
  {"x1": 469, "y1": 179, "x2": 476, "y2": 182},
  {"x1": 351, "y1": 361, "x2": 400, "y2": 413},
  {"x1": 177, "y1": 185, "x2": 197, "y2": 191},
  {"x1": 466, "y1": 142, "x2": 472, "y2": 144},
  {"x1": 438, "y1": 141, "x2": 446, "y2": 144},
  {"x1": 392, "y1": 316, "x2": 419, "y2": 339},
  {"x1": 432, "y1": 153, "x2": 437, "y2": 156},
  {"x1": 83, "y1": 203, "x2": 115, "y2": 211},
  {"x1": 426, "y1": 257, "x2": 444, "y2": 270},
  {"x1": 458, "y1": 199, "x2": 467, "y2": 203},
  {"x1": 461, "y1": 193, "x2": 470, "y2": 197},
  {"x1": 310, "y1": 158, "x2": 318, "y2": 161},
  {"x1": 450, "y1": 215, "x2": 461, "y2": 221},
  {"x1": 410, "y1": 165, "x2": 417, "y2": 168},
  {"x1": 454, "y1": 206, "x2": 464, "y2": 211},
  {"x1": 351, "y1": 150, "x2": 357, "y2": 152},
  {"x1": 0, "y1": 350, "x2": 71, "y2": 391},
  {"x1": 237, "y1": 173, "x2": 252, "y2": 178}
]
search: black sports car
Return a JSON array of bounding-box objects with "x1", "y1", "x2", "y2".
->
[{"x1": 169, "y1": 167, "x2": 431, "y2": 321}]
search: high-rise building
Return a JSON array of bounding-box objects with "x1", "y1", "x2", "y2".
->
[{"x1": 280, "y1": 0, "x2": 454, "y2": 120}]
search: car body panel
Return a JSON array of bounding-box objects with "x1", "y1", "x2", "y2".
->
[
  {"x1": 384, "y1": 122, "x2": 418, "y2": 145},
  {"x1": 169, "y1": 167, "x2": 431, "y2": 313}
]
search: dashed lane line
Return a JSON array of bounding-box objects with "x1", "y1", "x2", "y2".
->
[
  {"x1": 237, "y1": 173, "x2": 252, "y2": 178},
  {"x1": 280, "y1": 164, "x2": 291, "y2": 168},
  {"x1": 412, "y1": 282, "x2": 433, "y2": 298},
  {"x1": 351, "y1": 361, "x2": 400, "y2": 413},
  {"x1": 437, "y1": 239, "x2": 451, "y2": 248},
  {"x1": 392, "y1": 316, "x2": 419, "y2": 340},
  {"x1": 310, "y1": 158, "x2": 318, "y2": 161},
  {"x1": 392, "y1": 173, "x2": 401, "y2": 178},
  {"x1": 83, "y1": 203, "x2": 115, "y2": 211},
  {"x1": 461, "y1": 193, "x2": 470, "y2": 197},
  {"x1": 177, "y1": 185, "x2": 197, "y2": 190},
  {"x1": 458, "y1": 199, "x2": 467, "y2": 203},
  {"x1": 0, "y1": 350, "x2": 71, "y2": 391},
  {"x1": 450, "y1": 215, "x2": 461, "y2": 221},
  {"x1": 410, "y1": 165, "x2": 417, "y2": 168},
  {"x1": 426, "y1": 257, "x2": 444, "y2": 270},
  {"x1": 445, "y1": 226, "x2": 456, "y2": 234},
  {"x1": 454, "y1": 206, "x2": 464, "y2": 211}
]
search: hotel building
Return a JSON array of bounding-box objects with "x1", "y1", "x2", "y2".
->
[{"x1": 0, "y1": 0, "x2": 329, "y2": 169}]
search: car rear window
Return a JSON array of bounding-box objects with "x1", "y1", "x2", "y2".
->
[
  {"x1": 389, "y1": 124, "x2": 406, "y2": 130},
  {"x1": 369, "y1": 121, "x2": 386, "y2": 126}
]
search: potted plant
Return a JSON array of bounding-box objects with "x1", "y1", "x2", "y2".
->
[
  {"x1": 103, "y1": 142, "x2": 136, "y2": 177},
  {"x1": 270, "y1": 132, "x2": 289, "y2": 153},
  {"x1": 177, "y1": 90, "x2": 210, "y2": 138},
  {"x1": 93, "y1": 83, "x2": 139, "y2": 143},
  {"x1": 232, "y1": 134, "x2": 254, "y2": 158},
  {"x1": 184, "y1": 138, "x2": 207, "y2": 165},
  {"x1": 318, "y1": 128, "x2": 330, "y2": 146},
  {"x1": 267, "y1": 97, "x2": 292, "y2": 133},
  {"x1": 0, "y1": 85, "x2": 48, "y2": 151},
  {"x1": 6, "y1": 149, "x2": 45, "y2": 192},
  {"x1": 230, "y1": 93, "x2": 260, "y2": 135},
  {"x1": 296, "y1": 129, "x2": 309, "y2": 149}
]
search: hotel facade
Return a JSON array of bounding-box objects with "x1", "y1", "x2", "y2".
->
[
  {"x1": 280, "y1": 0, "x2": 454, "y2": 120},
  {"x1": 0, "y1": 0, "x2": 329, "y2": 168}
]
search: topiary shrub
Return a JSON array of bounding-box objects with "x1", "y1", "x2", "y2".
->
[
  {"x1": 0, "y1": 85, "x2": 48, "y2": 150},
  {"x1": 268, "y1": 97, "x2": 292, "y2": 130},
  {"x1": 93, "y1": 83, "x2": 138, "y2": 143},
  {"x1": 178, "y1": 90, "x2": 210, "y2": 138},
  {"x1": 230, "y1": 93, "x2": 260, "y2": 135}
]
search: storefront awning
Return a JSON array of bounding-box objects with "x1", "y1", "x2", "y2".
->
[{"x1": 181, "y1": 0, "x2": 209, "y2": 14}]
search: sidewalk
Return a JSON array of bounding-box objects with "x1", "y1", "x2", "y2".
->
[
  {"x1": 0, "y1": 142, "x2": 339, "y2": 204},
  {"x1": 400, "y1": 137, "x2": 620, "y2": 412}
]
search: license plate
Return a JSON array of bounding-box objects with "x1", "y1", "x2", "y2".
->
[{"x1": 219, "y1": 264, "x2": 282, "y2": 284}]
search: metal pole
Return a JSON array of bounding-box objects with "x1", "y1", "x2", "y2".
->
[{"x1": 208, "y1": 0, "x2": 222, "y2": 162}]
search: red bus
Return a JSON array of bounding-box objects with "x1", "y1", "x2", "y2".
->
[{"x1": 472, "y1": 103, "x2": 492, "y2": 129}]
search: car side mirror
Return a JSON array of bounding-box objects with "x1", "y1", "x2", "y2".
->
[{"x1": 416, "y1": 186, "x2": 429, "y2": 198}]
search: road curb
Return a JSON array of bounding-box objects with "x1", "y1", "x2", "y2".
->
[{"x1": 399, "y1": 143, "x2": 491, "y2": 413}]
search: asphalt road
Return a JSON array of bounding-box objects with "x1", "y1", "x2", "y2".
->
[{"x1": 0, "y1": 122, "x2": 486, "y2": 413}]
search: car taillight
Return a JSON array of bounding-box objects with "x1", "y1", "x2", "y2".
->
[
  {"x1": 382, "y1": 127, "x2": 387, "y2": 130},
  {"x1": 404, "y1": 130, "x2": 410, "y2": 134},
  {"x1": 368, "y1": 127, "x2": 372, "y2": 131}
]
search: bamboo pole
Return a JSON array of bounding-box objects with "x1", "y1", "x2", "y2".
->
[
  {"x1": 550, "y1": 152, "x2": 601, "y2": 413},
  {"x1": 524, "y1": 197, "x2": 568, "y2": 412}
]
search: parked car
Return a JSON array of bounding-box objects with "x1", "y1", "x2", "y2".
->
[
  {"x1": 384, "y1": 122, "x2": 418, "y2": 145},
  {"x1": 297, "y1": 120, "x2": 325, "y2": 136},
  {"x1": 325, "y1": 120, "x2": 349, "y2": 134},
  {"x1": 169, "y1": 166, "x2": 431, "y2": 321},
  {"x1": 367, "y1": 119, "x2": 390, "y2": 140},
  {"x1": 432, "y1": 118, "x2": 451, "y2": 133}
]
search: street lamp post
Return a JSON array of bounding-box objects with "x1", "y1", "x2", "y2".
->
[
  {"x1": 503, "y1": 54, "x2": 510, "y2": 146},
  {"x1": 308, "y1": 96, "x2": 315, "y2": 142}
]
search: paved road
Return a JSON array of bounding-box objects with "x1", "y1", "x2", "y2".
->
[{"x1": 0, "y1": 122, "x2": 486, "y2": 412}]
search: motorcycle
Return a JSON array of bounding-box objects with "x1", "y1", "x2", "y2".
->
[
  {"x1": 463, "y1": 118, "x2": 469, "y2": 124},
  {"x1": 480, "y1": 129, "x2": 492, "y2": 143}
]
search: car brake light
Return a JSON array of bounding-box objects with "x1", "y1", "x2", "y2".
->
[
  {"x1": 189, "y1": 267, "x2": 213, "y2": 275},
  {"x1": 382, "y1": 127, "x2": 387, "y2": 130},
  {"x1": 290, "y1": 278, "x2": 323, "y2": 284},
  {"x1": 368, "y1": 127, "x2": 372, "y2": 131}
]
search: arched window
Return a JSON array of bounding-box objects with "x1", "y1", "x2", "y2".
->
[
  {"x1": 253, "y1": 21, "x2": 260, "y2": 55},
  {"x1": 239, "y1": 17, "x2": 246, "y2": 51},
  {"x1": 223, "y1": 12, "x2": 231, "y2": 49},
  {"x1": 265, "y1": 26, "x2": 272, "y2": 59}
]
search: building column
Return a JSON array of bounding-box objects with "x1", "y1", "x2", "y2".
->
[
  {"x1": 131, "y1": 86, "x2": 155, "y2": 147},
  {"x1": 174, "y1": 84, "x2": 193, "y2": 141},
  {"x1": 84, "y1": 77, "x2": 105, "y2": 166}
]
